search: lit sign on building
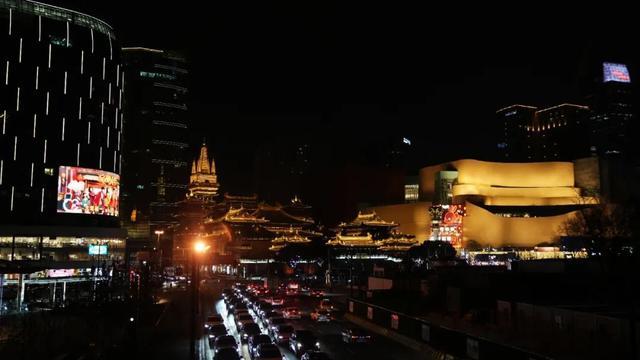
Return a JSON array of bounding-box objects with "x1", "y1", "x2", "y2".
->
[
  {"x1": 88, "y1": 245, "x2": 109, "y2": 255},
  {"x1": 57, "y1": 166, "x2": 120, "y2": 216},
  {"x1": 429, "y1": 204, "x2": 465, "y2": 248},
  {"x1": 603, "y1": 62, "x2": 631, "y2": 83}
]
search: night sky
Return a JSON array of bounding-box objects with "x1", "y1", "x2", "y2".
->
[{"x1": 48, "y1": 2, "x2": 638, "y2": 221}]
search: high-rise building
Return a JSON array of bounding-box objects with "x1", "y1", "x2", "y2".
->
[
  {"x1": 497, "y1": 103, "x2": 591, "y2": 162},
  {"x1": 1, "y1": 0, "x2": 125, "y2": 307},
  {"x1": 121, "y1": 48, "x2": 190, "y2": 246},
  {"x1": 587, "y1": 62, "x2": 633, "y2": 156},
  {"x1": 526, "y1": 103, "x2": 591, "y2": 161},
  {"x1": 496, "y1": 104, "x2": 537, "y2": 161}
]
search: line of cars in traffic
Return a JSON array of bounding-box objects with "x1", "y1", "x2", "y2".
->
[{"x1": 207, "y1": 283, "x2": 331, "y2": 360}]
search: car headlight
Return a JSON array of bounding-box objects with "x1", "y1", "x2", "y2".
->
[
  {"x1": 315, "y1": 341, "x2": 320, "y2": 348},
  {"x1": 278, "y1": 335, "x2": 283, "y2": 339}
]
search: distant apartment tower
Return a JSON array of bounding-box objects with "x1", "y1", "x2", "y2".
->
[
  {"x1": 496, "y1": 105, "x2": 537, "y2": 161},
  {"x1": 497, "y1": 104, "x2": 591, "y2": 162},
  {"x1": 121, "y1": 48, "x2": 190, "y2": 242},
  {"x1": 587, "y1": 62, "x2": 633, "y2": 156}
]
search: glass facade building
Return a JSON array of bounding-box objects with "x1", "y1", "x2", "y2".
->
[
  {"x1": 120, "y1": 48, "x2": 189, "y2": 250},
  {"x1": 0, "y1": 1, "x2": 125, "y2": 276}
]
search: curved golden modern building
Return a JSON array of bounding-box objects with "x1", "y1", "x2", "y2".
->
[{"x1": 370, "y1": 158, "x2": 601, "y2": 248}]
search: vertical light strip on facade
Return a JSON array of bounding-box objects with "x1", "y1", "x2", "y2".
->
[
  {"x1": 99, "y1": 147, "x2": 102, "y2": 169},
  {"x1": 2, "y1": 110, "x2": 6, "y2": 134},
  {"x1": 121, "y1": 71, "x2": 125, "y2": 92},
  {"x1": 76, "y1": 143, "x2": 80, "y2": 166},
  {"x1": 102, "y1": 58, "x2": 106, "y2": 80},
  {"x1": 48, "y1": 44, "x2": 52, "y2": 68},
  {"x1": 13, "y1": 136, "x2": 17, "y2": 160},
  {"x1": 116, "y1": 64, "x2": 120, "y2": 86},
  {"x1": 108, "y1": 83, "x2": 111, "y2": 104},
  {"x1": 16, "y1": 87, "x2": 20, "y2": 111},
  {"x1": 109, "y1": 37, "x2": 112, "y2": 60},
  {"x1": 90, "y1": 29, "x2": 94, "y2": 53},
  {"x1": 0, "y1": 160, "x2": 3, "y2": 185},
  {"x1": 119, "y1": 89, "x2": 122, "y2": 108},
  {"x1": 35, "y1": 66, "x2": 39, "y2": 90},
  {"x1": 114, "y1": 109, "x2": 118, "y2": 129},
  {"x1": 113, "y1": 150, "x2": 116, "y2": 172},
  {"x1": 101, "y1": 102, "x2": 104, "y2": 124},
  {"x1": 87, "y1": 121, "x2": 91, "y2": 144},
  {"x1": 32, "y1": 114, "x2": 37, "y2": 137},
  {"x1": 30, "y1": 163, "x2": 34, "y2": 187},
  {"x1": 45, "y1": 91, "x2": 49, "y2": 115},
  {"x1": 117, "y1": 130, "x2": 121, "y2": 150},
  {"x1": 78, "y1": 97, "x2": 82, "y2": 119},
  {"x1": 89, "y1": 77, "x2": 93, "y2": 98},
  {"x1": 5, "y1": 60, "x2": 8, "y2": 85},
  {"x1": 106, "y1": 126, "x2": 110, "y2": 147},
  {"x1": 10, "y1": 186, "x2": 14, "y2": 212},
  {"x1": 18, "y1": 38, "x2": 22, "y2": 63},
  {"x1": 61, "y1": 117, "x2": 65, "y2": 141},
  {"x1": 66, "y1": 22, "x2": 70, "y2": 47},
  {"x1": 64, "y1": 71, "x2": 68, "y2": 94},
  {"x1": 40, "y1": 188, "x2": 45, "y2": 212},
  {"x1": 80, "y1": 50, "x2": 84, "y2": 74},
  {"x1": 38, "y1": 16, "x2": 41, "y2": 41},
  {"x1": 8, "y1": 8, "x2": 12, "y2": 36},
  {"x1": 43, "y1": 139, "x2": 47, "y2": 163}
]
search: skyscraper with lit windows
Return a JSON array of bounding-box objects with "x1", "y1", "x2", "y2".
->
[{"x1": 121, "y1": 47, "x2": 190, "y2": 253}]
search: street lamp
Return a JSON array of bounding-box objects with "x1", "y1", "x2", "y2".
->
[
  {"x1": 154, "y1": 230, "x2": 165, "y2": 270},
  {"x1": 190, "y1": 240, "x2": 209, "y2": 360}
]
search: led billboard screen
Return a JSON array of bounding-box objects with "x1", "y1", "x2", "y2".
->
[
  {"x1": 603, "y1": 62, "x2": 631, "y2": 83},
  {"x1": 88, "y1": 244, "x2": 109, "y2": 255},
  {"x1": 57, "y1": 166, "x2": 120, "y2": 216}
]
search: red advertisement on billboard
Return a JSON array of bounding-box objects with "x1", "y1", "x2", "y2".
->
[{"x1": 57, "y1": 166, "x2": 120, "y2": 216}]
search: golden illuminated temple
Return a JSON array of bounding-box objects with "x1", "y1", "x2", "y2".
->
[{"x1": 187, "y1": 143, "x2": 220, "y2": 201}]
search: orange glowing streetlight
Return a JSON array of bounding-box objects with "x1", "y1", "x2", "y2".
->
[{"x1": 193, "y1": 241, "x2": 209, "y2": 254}]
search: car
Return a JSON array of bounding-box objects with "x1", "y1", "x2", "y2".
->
[
  {"x1": 213, "y1": 347, "x2": 241, "y2": 360},
  {"x1": 270, "y1": 296, "x2": 284, "y2": 306},
  {"x1": 256, "y1": 303, "x2": 273, "y2": 318},
  {"x1": 232, "y1": 303, "x2": 248, "y2": 314},
  {"x1": 207, "y1": 324, "x2": 228, "y2": 341},
  {"x1": 222, "y1": 289, "x2": 233, "y2": 300},
  {"x1": 262, "y1": 310, "x2": 281, "y2": 323},
  {"x1": 318, "y1": 298, "x2": 334, "y2": 311},
  {"x1": 253, "y1": 343, "x2": 283, "y2": 360},
  {"x1": 249, "y1": 334, "x2": 273, "y2": 357},
  {"x1": 266, "y1": 317, "x2": 288, "y2": 334},
  {"x1": 205, "y1": 314, "x2": 224, "y2": 328},
  {"x1": 235, "y1": 313, "x2": 255, "y2": 328},
  {"x1": 239, "y1": 322, "x2": 261, "y2": 343},
  {"x1": 272, "y1": 324, "x2": 294, "y2": 344},
  {"x1": 282, "y1": 307, "x2": 301, "y2": 319},
  {"x1": 213, "y1": 335, "x2": 238, "y2": 353},
  {"x1": 310, "y1": 309, "x2": 332, "y2": 322},
  {"x1": 301, "y1": 351, "x2": 331, "y2": 360},
  {"x1": 289, "y1": 330, "x2": 320, "y2": 356},
  {"x1": 341, "y1": 328, "x2": 371, "y2": 344}
]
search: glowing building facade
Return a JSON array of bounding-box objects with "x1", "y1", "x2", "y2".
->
[
  {"x1": 369, "y1": 159, "x2": 601, "y2": 249},
  {"x1": 0, "y1": 0, "x2": 125, "y2": 308}
]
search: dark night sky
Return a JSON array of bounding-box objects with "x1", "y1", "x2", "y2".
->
[{"x1": 48, "y1": 2, "x2": 639, "y2": 218}]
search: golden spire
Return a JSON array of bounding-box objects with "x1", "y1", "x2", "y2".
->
[
  {"x1": 191, "y1": 160, "x2": 196, "y2": 174},
  {"x1": 197, "y1": 144, "x2": 211, "y2": 174}
]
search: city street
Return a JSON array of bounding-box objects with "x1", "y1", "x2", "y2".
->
[{"x1": 197, "y1": 278, "x2": 425, "y2": 360}]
